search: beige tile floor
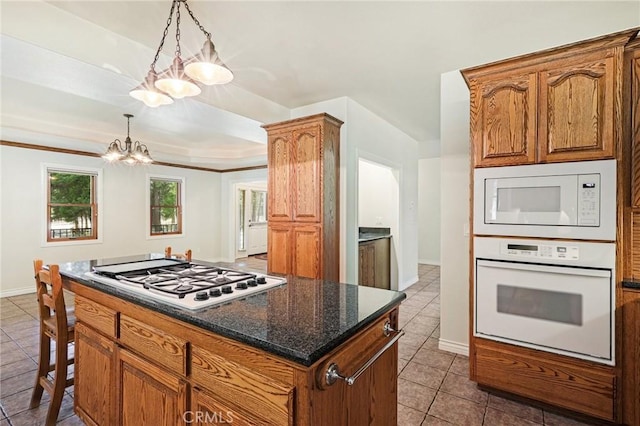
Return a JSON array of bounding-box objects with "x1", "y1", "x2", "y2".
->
[{"x1": 0, "y1": 261, "x2": 595, "y2": 425}]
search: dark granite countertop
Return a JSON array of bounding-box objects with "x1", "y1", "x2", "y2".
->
[
  {"x1": 622, "y1": 280, "x2": 640, "y2": 290},
  {"x1": 58, "y1": 254, "x2": 405, "y2": 367},
  {"x1": 358, "y1": 226, "x2": 392, "y2": 243}
]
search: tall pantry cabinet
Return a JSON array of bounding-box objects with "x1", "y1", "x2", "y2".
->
[{"x1": 262, "y1": 113, "x2": 343, "y2": 281}]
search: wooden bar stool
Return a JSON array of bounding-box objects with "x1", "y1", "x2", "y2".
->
[
  {"x1": 30, "y1": 260, "x2": 75, "y2": 426},
  {"x1": 165, "y1": 246, "x2": 192, "y2": 261}
]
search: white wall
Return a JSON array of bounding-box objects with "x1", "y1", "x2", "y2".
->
[
  {"x1": 291, "y1": 97, "x2": 420, "y2": 289},
  {"x1": 438, "y1": 70, "x2": 471, "y2": 355},
  {"x1": 358, "y1": 159, "x2": 398, "y2": 228},
  {"x1": 0, "y1": 145, "x2": 222, "y2": 296},
  {"x1": 418, "y1": 158, "x2": 441, "y2": 265}
]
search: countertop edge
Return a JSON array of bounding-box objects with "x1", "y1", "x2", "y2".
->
[
  {"x1": 358, "y1": 235, "x2": 392, "y2": 243},
  {"x1": 62, "y1": 272, "x2": 405, "y2": 367}
]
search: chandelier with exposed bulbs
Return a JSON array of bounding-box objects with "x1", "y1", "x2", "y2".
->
[
  {"x1": 102, "y1": 114, "x2": 153, "y2": 164},
  {"x1": 129, "y1": 0, "x2": 233, "y2": 108}
]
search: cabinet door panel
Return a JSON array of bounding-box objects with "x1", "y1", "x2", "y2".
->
[
  {"x1": 268, "y1": 133, "x2": 292, "y2": 221},
  {"x1": 267, "y1": 225, "x2": 291, "y2": 275},
  {"x1": 631, "y1": 50, "x2": 640, "y2": 207},
  {"x1": 75, "y1": 323, "x2": 116, "y2": 426},
  {"x1": 292, "y1": 126, "x2": 321, "y2": 222},
  {"x1": 358, "y1": 243, "x2": 376, "y2": 287},
  {"x1": 472, "y1": 72, "x2": 537, "y2": 167},
  {"x1": 293, "y1": 225, "x2": 321, "y2": 279},
  {"x1": 622, "y1": 290, "x2": 640, "y2": 426},
  {"x1": 539, "y1": 52, "x2": 616, "y2": 162},
  {"x1": 117, "y1": 348, "x2": 188, "y2": 426}
]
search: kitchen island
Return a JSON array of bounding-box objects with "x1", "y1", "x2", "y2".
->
[{"x1": 59, "y1": 255, "x2": 405, "y2": 425}]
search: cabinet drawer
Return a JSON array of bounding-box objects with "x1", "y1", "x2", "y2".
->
[
  {"x1": 75, "y1": 296, "x2": 118, "y2": 338},
  {"x1": 191, "y1": 387, "x2": 265, "y2": 426},
  {"x1": 191, "y1": 346, "x2": 293, "y2": 426},
  {"x1": 474, "y1": 340, "x2": 615, "y2": 421},
  {"x1": 119, "y1": 315, "x2": 188, "y2": 376}
]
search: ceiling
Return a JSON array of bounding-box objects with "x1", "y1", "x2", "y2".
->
[{"x1": 1, "y1": 1, "x2": 639, "y2": 169}]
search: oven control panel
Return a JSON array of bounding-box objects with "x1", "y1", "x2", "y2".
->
[{"x1": 500, "y1": 242, "x2": 579, "y2": 260}]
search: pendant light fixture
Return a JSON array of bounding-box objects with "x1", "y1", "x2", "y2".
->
[
  {"x1": 102, "y1": 114, "x2": 153, "y2": 164},
  {"x1": 129, "y1": 0, "x2": 233, "y2": 107}
]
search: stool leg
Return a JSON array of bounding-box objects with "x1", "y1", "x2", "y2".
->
[
  {"x1": 29, "y1": 332, "x2": 50, "y2": 409},
  {"x1": 45, "y1": 339, "x2": 69, "y2": 426}
]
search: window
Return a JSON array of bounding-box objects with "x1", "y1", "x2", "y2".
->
[
  {"x1": 251, "y1": 190, "x2": 267, "y2": 223},
  {"x1": 47, "y1": 169, "x2": 98, "y2": 242},
  {"x1": 149, "y1": 176, "x2": 183, "y2": 236}
]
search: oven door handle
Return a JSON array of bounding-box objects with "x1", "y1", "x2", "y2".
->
[{"x1": 476, "y1": 259, "x2": 611, "y2": 278}]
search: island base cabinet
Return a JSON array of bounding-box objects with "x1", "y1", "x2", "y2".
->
[
  {"x1": 74, "y1": 323, "x2": 116, "y2": 426},
  {"x1": 116, "y1": 348, "x2": 189, "y2": 426},
  {"x1": 312, "y1": 346, "x2": 398, "y2": 425},
  {"x1": 191, "y1": 387, "x2": 259, "y2": 426}
]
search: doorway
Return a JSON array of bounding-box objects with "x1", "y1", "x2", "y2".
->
[
  {"x1": 357, "y1": 158, "x2": 400, "y2": 290},
  {"x1": 235, "y1": 183, "x2": 268, "y2": 259}
]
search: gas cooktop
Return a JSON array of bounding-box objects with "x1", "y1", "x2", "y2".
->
[{"x1": 85, "y1": 259, "x2": 285, "y2": 310}]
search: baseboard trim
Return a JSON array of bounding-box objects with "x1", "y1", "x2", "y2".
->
[
  {"x1": 438, "y1": 339, "x2": 469, "y2": 356},
  {"x1": 418, "y1": 259, "x2": 441, "y2": 266},
  {"x1": 399, "y1": 275, "x2": 419, "y2": 291},
  {"x1": 0, "y1": 287, "x2": 35, "y2": 298}
]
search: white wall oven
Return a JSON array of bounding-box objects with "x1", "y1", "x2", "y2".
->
[
  {"x1": 474, "y1": 159, "x2": 616, "y2": 240},
  {"x1": 474, "y1": 237, "x2": 615, "y2": 365}
]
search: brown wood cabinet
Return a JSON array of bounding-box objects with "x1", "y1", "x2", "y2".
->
[
  {"x1": 69, "y1": 284, "x2": 400, "y2": 426},
  {"x1": 74, "y1": 323, "x2": 116, "y2": 426},
  {"x1": 358, "y1": 238, "x2": 391, "y2": 290},
  {"x1": 263, "y1": 113, "x2": 343, "y2": 280},
  {"x1": 629, "y1": 41, "x2": 640, "y2": 208},
  {"x1": 469, "y1": 70, "x2": 538, "y2": 167},
  {"x1": 461, "y1": 28, "x2": 640, "y2": 424},
  {"x1": 621, "y1": 289, "x2": 640, "y2": 426},
  {"x1": 116, "y1": 348, "x2": 188, "y2": 426},
  {"x1": 463, "y1": 29, "x2": 635, "y2": 168}
]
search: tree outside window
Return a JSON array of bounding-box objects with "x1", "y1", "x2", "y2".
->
[
  {"x1": 47, "y1": 170, "x2": 97, "y2": 241},
  {"x1": 150, "y1": 178, "x2": 182, "y2": 235}
]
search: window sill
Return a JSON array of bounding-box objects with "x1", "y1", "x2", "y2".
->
[{"x1": 41, "y1": 238, "x2": 103, "y2": 248}]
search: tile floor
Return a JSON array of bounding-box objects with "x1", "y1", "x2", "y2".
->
[{"x1": 0, "y1": 261, "x2": 595, "y2": 425}]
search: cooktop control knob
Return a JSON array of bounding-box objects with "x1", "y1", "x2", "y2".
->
[
  {"x1": 236, "y1": 282, "x2": 248, "y2": 290},
  {"x1": 221, "y1": 285, "x2": 233, "y2": 294},
  {"x1": 246, "y1": 279, "x2": 257, "y2": 287},
  {"x1": 195, "y1": 291, "x2": 209, "y2": 301},
  {"x1": 256, "y1": 276, "x2": 267, "y2": 285},
  {"x1": 209, "y1": 288, "x2": 222, "y2": 297}
]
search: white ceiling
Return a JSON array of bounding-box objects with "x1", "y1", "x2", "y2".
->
[{"x1": 1, "y1": 1, "x2": 639, "y2": 169}]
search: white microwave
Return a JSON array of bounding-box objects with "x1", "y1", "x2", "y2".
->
[{"x1": 474, "y1": 159, "x2": 616, "y2": 240}]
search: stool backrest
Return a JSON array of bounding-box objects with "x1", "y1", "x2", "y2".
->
[
  {"x1": 165, "y1": 246, "x2": 192, "y2": 262},
  {"x1": 33, "y1": 260, "x2": 68, "y2": 335}
]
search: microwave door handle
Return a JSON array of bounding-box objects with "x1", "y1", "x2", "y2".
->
[{"x1": 477, "y1": 259, "x2": 611, "y2": 278}]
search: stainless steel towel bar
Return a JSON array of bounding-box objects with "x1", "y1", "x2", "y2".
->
[{"x1": 325, "y1": 321, "x2": 405, "y2": 386}]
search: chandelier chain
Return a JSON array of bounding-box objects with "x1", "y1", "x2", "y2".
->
[
  {"x1": 183, "y1": 1, "x2": 211, "y2": 39},
  {"x1": 151, "y1": 0, "x2": 177, "y2": 70},
  {"x1": 175, "y1": 1, "x2": 182, "y2": 57}
]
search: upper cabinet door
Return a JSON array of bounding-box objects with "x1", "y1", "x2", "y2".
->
[
  {"x1": 472, "y1": 72, "x2": 537, "y2": 167},
  {"x1": 539, "y1": 51, "x2": 616, "y2": 162},
  {"x1": 292, "y1": 125, "x2": 322, "y2": 222},
  {"x1": 268, "y1": 132, "x2": 293, "y2": 222}
]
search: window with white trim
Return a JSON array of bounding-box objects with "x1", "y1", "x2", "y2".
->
[
  {"x1": 149, "y1": 176, "x2": 183, "y2": 236},
  {"x1": 46, "y1": 169, "x2": 98, "y2": 242}
]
